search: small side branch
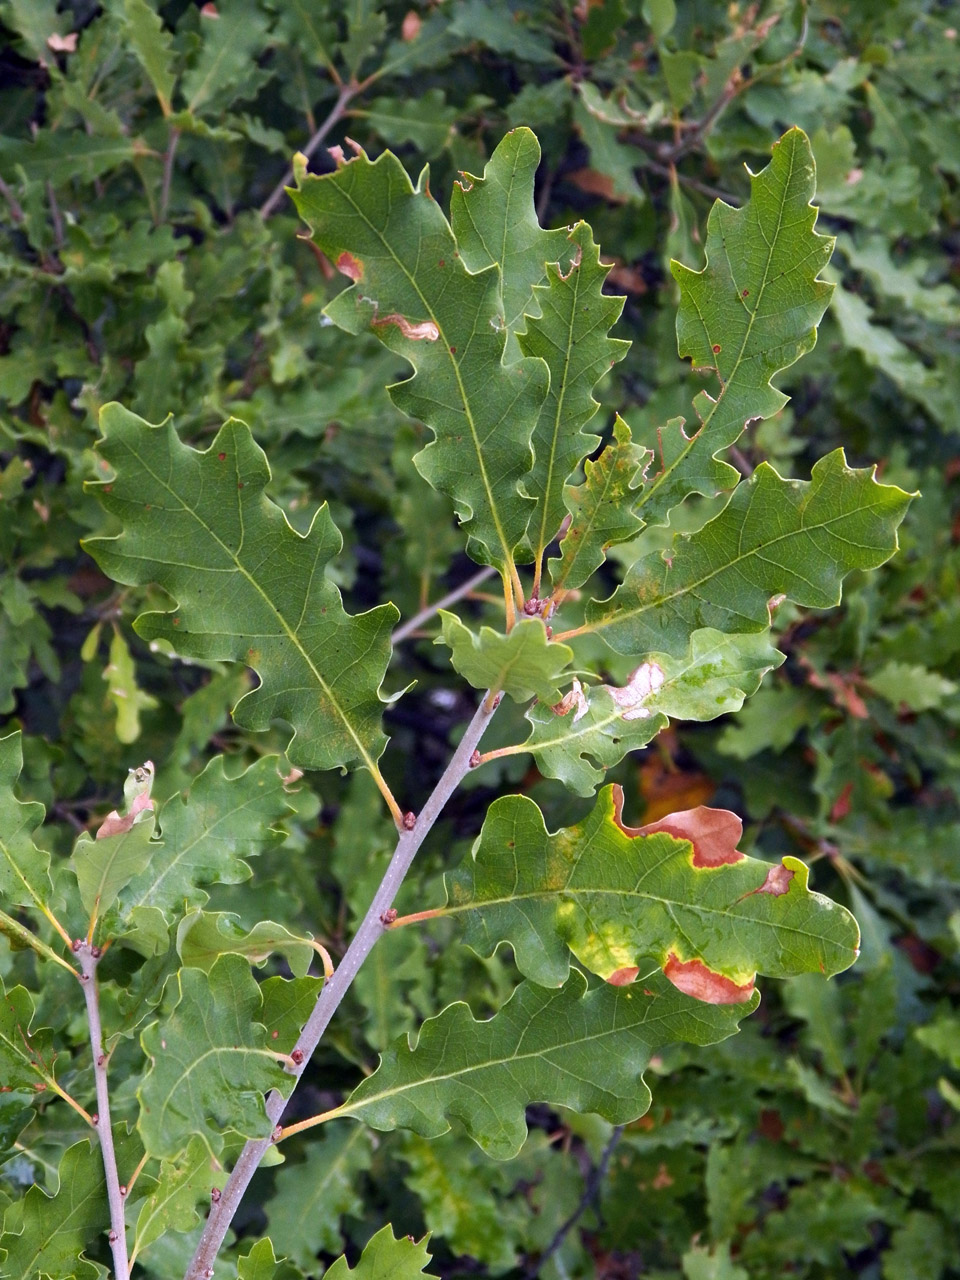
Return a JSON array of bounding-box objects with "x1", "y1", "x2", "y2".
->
[
  {"x1": 392, "y1": 565, "x2": 497, "y2": 644},
  {"x1": 184, "y1": 692, "x2": 500, "y2": 1280},
  {"x1": 527, "y1": 1124, "x2": 625, "y2": 1275},
  {"x1": 259, "y1": 82, "x2": 358, "y2": 219},
  {"x1": 77, "y1": 942, "x2": 130, "y2": 1280}
]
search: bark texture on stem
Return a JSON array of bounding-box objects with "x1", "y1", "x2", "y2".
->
[
  {"x1": 184, "y1": 694, "x2": 498, "y2": 1280},
  {"x1": 78, "y1": 942, "x2": 130, "y2": 1280}
]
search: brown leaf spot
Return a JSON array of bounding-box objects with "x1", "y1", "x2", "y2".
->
[
  {"x1": 830, "y1": 781, "x2": 854, "y2": 822},
  {"x1": 336, "y1": 251, "x2": 363, "y2": 282},
  {"x1": 218, "y1": 451, "x2": 226, "y2": 461},
  {"x1": 609, "y1": 786, "x2": 744, "y2": 866},
  {"x1": 712, "y1": 344, "x2": 722, "y2": 354},
  {"x1": 754, "y1": 864, "x2": 793, "y2": 897},
  {"x1": 607, "y1": 966, "x2": 640, "y2": 987},
  {"x1": 401, "y1": 9, "x2": 422, "y2": 39},
  {"x1": 371, "y1": 314, "x2": 440, "y2": 342},
  {"x1": 742, "y1": 289, "x2": 750, "y2": 297},
  {"x1": 663, "y1": 954, "x2": 755, "y2": 1004}
]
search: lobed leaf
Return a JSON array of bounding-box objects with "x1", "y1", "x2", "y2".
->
[
  {"x1": 0, "y1": 731, "x2": 53, "y2": 915},
  {"x1": 325, "y1": 1224, "x2": 437, "y2": 1279},
  {"x1": 337, "y1": 969, "x2": 756, "y2": 1159},
  {"x1": 550, "y1": 415, "x2": 650, "y2": 595},
  {"x1": 441, "y1": 784, "x2": 859, "y2": 991},
  {"x1": 0, "y1": 978, "x2": 57, "y2": 1093},
  {"x1": 291, "y1": 141, "x2": 547, "y2": 570},
  {"x1": 510, "y1": 629, "x2": 784, "y2": 795},
  {"x1": 642, "y1": 127, "x2": 835, "y2": 525},
  {"x1": 130, "y1": 1135, "x2": 224, "y2": 1264},
  {"x1": 582, "y1": 450, "x2": 912, "y2": 656},
  {"x1": 116, "y1": 754, "x2": 291, "y2": 950},
  {"x1": 138, "y1": 954, "x2": 292, "y2": 1159},
  {"x1": 86, "y1": 407, "x2": 398, "y2": 779},
  {"x1": 437, "y1": 612, "x2": 573, "y2": 703},
  {"x1": 176, "y1": 910, "x2": 317, "y2": 979},
  {"x1": 0, "y1": 1139, "x2": 106, "y2": 1280}
]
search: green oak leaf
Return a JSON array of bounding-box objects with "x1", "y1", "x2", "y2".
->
[
  {"x1": 550, "y1": 415, "x2": 651, "y2": 595},
  {"x1": 438, "y1": 784, "x2": 858, "y2": 989},
  {"x1": 73, "y1": 811, "x2": 156, "y2": 922},
  {"x1": 582, "y1": 450, "x2": 912, "y2": 656},
  {"x1": 641, "y1": 127, "x2": 835, "y2": 526},
  {"x1": 519, "y1": 225, "x2": 630, "y2": 568},
  {"x1": 0, "y1": 1138, "x2": 106, "y2": 1280},
  {"x1": 291, "y1": 144, "x2": 549, "y2": 571},
  {"x1": 85, "y1": 406, "x2": 399, "y2": 779},
  {"x1": 236, "y1": 1237, "x2": 304, "y2": 1280},
  {"x1": 122, "y1": 0, "x2": 177, "y2": 115},
  {"x1": 335, "y1": 970, "x2": 756, "y2": 1158},
  {"x1": 138, "y1": 954, "x2": 292, "y2": 1159},
  {"x1": 0, "y1": 978, "x2": 57, "y2": 1093},
  {"x1": 437, "y1": 612, "x2": 573, "y2": 703},
  {"x1": 0, "y1": 731, "x2": 54, "y2": 916},
  {"x1": 129, "y1": 1135, "x2": 225, "y2": 1266},
  {"x1": 176, "y1": 910, "x2": 318, "y2": 979},
  {"x1": 263, "y1": 1124, "x2": 374, "y2": 1269},
  {"x1": 325, "y1": 1224, "x2": 436, "y2": 1279},
  {"x1": 260, "y1": 975, "x2": 325, "y2": 1052},
  {"x1": 506, "y1": 629, "x2": 784, "y2": 795},
  {"x1": 450, "y1": 127, "x2": 576, "y2": 355},
  {"x1": 117, "y1": 754, "x2": 291, "y2": 947}
]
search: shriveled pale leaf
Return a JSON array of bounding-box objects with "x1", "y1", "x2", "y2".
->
[
  {"x1": 264, "y1": 1124, "x2": 374, "y2": 1268},
  {"x1": 118, "y1": 755, "x2": 290, "y2": 940},
  {"x1": 437, "y1": 613, "x2": 572, "y2": 703},
  {"x1": 121, "y1": 0, "x2": 177, "y2": 114},
  {"x1": 583, "y1": 451, "x2": 912, "y2": 656},
  {"x1": 291, "y1": 146, "x2": 548, "y2": 570},
  {"x1": 0, "y1": 1139, "x2": 106, "y2": 1280},
  {"x1": 550, "y1": 415, "x2": 650, "y2": 594},
  {"x1": 130, "y1": 1135, "x2": 225, "y2": 1263},
  {"x1": 0, "y1": 731, "x2": 54, "y2": 914},
  {"x1": 73, "y1": 811, "x2": 155, "y2": 920},
  {"x1": 337, "y1": 970, "x2": 755, "y2": 1158},
  {"x1": 102, "y1": 622, "x2": 158, "y2": 745},
  {"x1": 85, "y1": 406, "x2": 398, "y2": 778},
  {"x1": 439, "y1": 784, "x2": 858, "y2": 990},
  {"x1": 138, "y1": 954, "x2": 291, "y2": 1158},
  {"x1": 450, "y1": 128, "x2": 575, "y2": 355},
  {"x1": 0, "y1": 979, "x2": 57, "y2": 1092},
  {"x1": 176, "y1": 910, "x2": 317, "y2": 979},
  {"x1": 236, "y1": 1237, "x2": 303, "y2": 1280},
  {"x1": 509, "y1": 630, "x2": 783, "y2": 794},
  {"x1": 641, "y1": 128, "x2": 834, "y2": 525},
  {"x1": 325, "y1": 1224, "x2": 436, "y2": 1280}
]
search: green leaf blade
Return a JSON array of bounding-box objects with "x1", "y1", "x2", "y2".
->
[
  {"x1": 340, "y1": 970, "x2": 755, "y2": 1159},
  {"x1": 85, "y1": 407, "x2": 398, "y2": 778},
  {"x1": 291, "y1": 147, "x2": 548, "y2": 570},
  {"x1": 444, "y1": 785, "x2": 859, "y2": 991},
  {"x1": 585, "y1": 451, "x2": 913, "y2": 656},
  {"x1": 437, "y1": 612, "x2": 572, "y2": 703},
  {"x1": 644, "y1": 127, "x2": 835, "y2": 525},
  {"x1": 0, "y1": 731, "x2": 53, "y2": 915},
  {"x1": 138, "y1": 955, "x2": 291, "y2": 1159}
]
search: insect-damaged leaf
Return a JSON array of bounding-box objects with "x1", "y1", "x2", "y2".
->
[
  {"x1": 85, "y1": 406, "x2": 398, "y2": 778},
  {"x1": 582, "y1": 450, "x2": 912, "y2": 657},
  {"x1": 138, "y1": 954, "x2": 292, "y2": 1159},
  {"x1": 436, "y1": 784, "x2": 858, "y2": 992},
  {"x1": 641, "y1": 127, "x2": 835, "y2": 526},
  {"x1": 507, "y1": 629, "x2": 783, "y2": 795},
  {"x1": 437, "y1": 612, "x2": 573, "y2": 703},
  {"x1": 335, "y1": 970, "x2": 755, "y2": 1159},
  {"x1": 291, "y1": 141, "x2": 547, "y2": 571}
]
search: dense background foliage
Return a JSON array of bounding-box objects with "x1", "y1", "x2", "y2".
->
[{"x1": 0, "y1": 1, "x2": 958, "y2": 1277}]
